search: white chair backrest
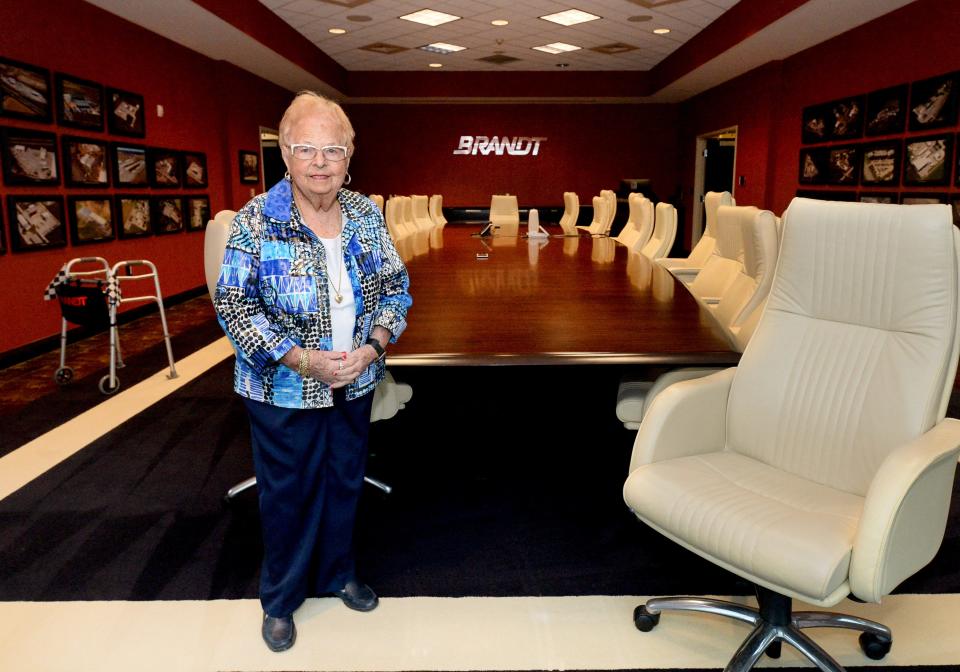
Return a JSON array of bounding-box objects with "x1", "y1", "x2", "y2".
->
[
  {"x1": 728, "y1": 198, "x2": 960, "y2": 496},
  {"x1": 490, "y1": 194, "x2": 520, "y2": 235},
  {"x1": 429, "y1": 194, "x2": 447, "y2": 227},
  {"x1": 559, "y1": 191, "x2": 579, "y2": 235},
  {"x1": 411, "y1": 195, "x2": 433, "y2": 231},
  {"x1": 687, "y1": 190, "x2": 735, "y2": 267},
  {"x1": 384, "y1": 197, "x2": 407, "y2": 241},
  {"x1": 587, "y1": 196, "x2": 607, "y2": 235},
  {"x1": 688, "y1": 204, "x2": 752, "y2": 301},
  {"x1": 400, "y1": 196, "x2": 418, "y2": 235},
  {"x1": 369, "y1": 194, "x2": 384, "y2": 212},
  {"x1": 633, "y1": 195, "x2": 655, "y2": 252},
  {"x1": 204, "y1": 209, "x2": 236, "y2": 300},
  {"x1": 641, "y1": 203, "x2": 677, "y2": 260},
  {"x1": 600, "y1": 189, "x2": 617, "y2": 234}
]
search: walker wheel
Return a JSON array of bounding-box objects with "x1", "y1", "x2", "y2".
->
[
  {"x1": 54, "y1": 367, "x2": 74, "y2": 385},
  {"x1": 98, "y1": 375, "x2": 121, "y2": 395},
  {"x1": 633, "y1": 605, "x2": 661, "y2": 632},
  {"x1": 859, "y1": 632, "x2": 892, "y2": 660}
]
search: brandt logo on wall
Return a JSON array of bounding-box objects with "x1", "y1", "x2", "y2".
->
[{"x1": 453, "y1": 135, "x2": 547, "y2": 156}]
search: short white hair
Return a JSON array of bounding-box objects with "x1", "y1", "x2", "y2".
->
[{"x1": 278, "y1": 90, "x2": 355, "y2": 154}]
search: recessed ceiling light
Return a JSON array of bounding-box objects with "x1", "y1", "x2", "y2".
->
[
  {"x1": 653, "y1": 27, "x2": 671, "y2": 34},
  {"x1": 539, "y1": 9, "x2": 601, "y2": 26},
  {"x1": 328, "y1": 27, "x2": 347, "y2": 34},
  {"x1": 491, "y1": 19, "x2": 509, "y2": 26},
  {"x1": 428, "y1": 63, "x2": 443, "y2": 68},
  {"x1": 419, "y1": 42, "x2": 466, "y2": 54},
  {"x1": 532, "y1": 42, "x2": 581, "y2": 55},
  {"x1": 627, "y1": 15, "x2": 653, "y2": 22},
  {"x1": 399, "y1": 9, "x2": 461, "y2": 26}
]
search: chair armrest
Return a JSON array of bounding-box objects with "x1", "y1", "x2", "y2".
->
[
  {"x1": 628, "y1": 367, "x2": 736, "y2": 473},
  {"x1": 850, "y1": 418, "x2": 960, "y2": 603},
  {"x1": 662, "y1": 265, "x2": 702, "y2": 278}
]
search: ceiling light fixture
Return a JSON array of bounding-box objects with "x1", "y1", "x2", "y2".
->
[
  {"x1": 539, "y1": 9, "x2": 601, "y2": 26},
  {"x1": 532, "y1": 42, "x2": 581, "y2": 55},
  {"x1": 419, "y1": 42, "x2": 466, "y2": 54},
  {"x1": 491, "y1": 19, "x2": 509, "y2": 26},
  {"x1": 428, "y1": 63, "x2": 443, "y2": 68},
  {"x1": 653, "y1": 27, "x2": 671, "y2": 34},
  {"x1": 399, "y1": 9, "x2": 461, "y2": 26},
  {"x1": 328, "y1": 27, "x2": 347, "y2": 34}
]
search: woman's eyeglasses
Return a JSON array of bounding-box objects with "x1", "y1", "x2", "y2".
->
[{"x1": 287, "y1": 144, "x2": 349, "y2": 162}]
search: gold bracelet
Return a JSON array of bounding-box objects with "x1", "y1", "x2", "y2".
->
[{"x1": 297, "y1": 349, "x2": 310, "y2": 378}]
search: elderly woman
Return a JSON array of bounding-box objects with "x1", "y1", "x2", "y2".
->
[{"x1": 214, "y1": 91, "x2": 411, "y2": 652}]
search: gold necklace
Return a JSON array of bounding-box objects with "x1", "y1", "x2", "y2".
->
[{"x1": 330, "y1": 235, "x2": 345, "y2": 304}]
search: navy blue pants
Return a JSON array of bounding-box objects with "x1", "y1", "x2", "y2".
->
[{"x1": 243, "y1": 389, "x2": 374, "y2": 617}]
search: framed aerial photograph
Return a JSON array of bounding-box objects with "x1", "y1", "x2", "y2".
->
[
  {"x1": 858, "y1": 192, "x2": 898, "y2": 204},
  {"x1": 55, "y1": 73, "x2": 104, "y2": 131},
  {"x1": 909, "y1": 72, "x2": 959, "y2": 131},
  {"x1": 0, "y1": 57, "x2": 51, "y2": 122},
  {"x1": 826, "y1": 95, "x2": 865, "y2": 140},
  {"x1": 801, "y1": 104, "x2": 831, "y2": 144},
  {"x1": 903, "y1": 134, "x2": 953, "y2": 186},
  {"x1": 798, "y1": 147, "x2": 828, "y2": 184},
  {"x1": 111, "y1": 142, "x2": 148, "y2": 186},
  {"x1": 239, "y1": 150, "x2": 260, "y2": 183},
  {"x1": 0, "y1": 127, "x2": 59, "y2": 185},
  {"x1": 115, "y1": 195, "x2": 152, "y2": 239},
  {"x1": 182, "y1": 151, "x2": 207, "y2": 188},
  {"x1": 185, "y1": 196, "x2": 210, "y2": 232},
  {"x1": 62, "y1": 136, "x2": 109, "y2": 187},
  {"x1": 153, "y1": 196, "x2": 184, "y2": 234},
  {"x1": 865, "y1": 84, "x2": 907, "y2": 136},
  {"x1": 106, "y1": 87, "x2": 145, "y2": 136},
  {"x1": 826, "y1": 145, "x2": 860, "y2": 185},
  {"x1": 900, "y1": 192, "x2": 948, "y2": 205},
  {"x1": 149, "y1": 148, "x2": 181, "y2": 188},
  {"x1": 68, "y1": 196, "x2": 114, "y2": 244},
  {"x1": 860, "y1": 141, "x2": 901, "y2": 186},
  {"x1": 7, "y1": 196, "x2": 66, "y2": 252}
]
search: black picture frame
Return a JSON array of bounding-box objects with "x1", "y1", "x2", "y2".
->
[
  {"x1": 858, "y1": 192, "x2": 898, "y2": 204},
  {"x1": 865, "y1": 84, "x2": 908, "y2": 136},
  {"x1": 115, "y1": 195, "x2": 153, "y2": 239},
  {"x1": 55, "y1": 73, "x2": 104, "y2": 131},
  {"x1": 900, "y1": 192, "x2": 949, "y2": 205},
  {"x1": 909, "y1": 72, "x2": 960, "y2": 132},
  {"x1": 106, "y1": 87, "x2": 145, "y2": 136},
  {"x1": 903, "y1": 134, "x2": 953, "y2": 186},
  {"x1": 152, "y1": 196, "x2": 184, "y2": 234},
  {"x1": 799, "y1": 147, "x2": 828, "y2": 184},
  {"x1": 801, "y1": 104, "x2": 831, "y2": 144},
  {"x1": 182, "y1": 151, "x2": 207, "y2": 188},
  {"x1": 62, "y1": 135, "x2": 110, "y2": 187},
  {"x1": 826, "y1": 145, "x2": 860, "y2": 185},
  {"x1": 111, "y1": 142, "x2": 148, "y2": 187},
  {"x1": 826, "y1": 95, "x2": 865, "y2": 141},
  {"x1": 950, "y1": 195, "x2": 960, "y2": 227},
  {"x1": 185, "y1": 196, "x2": 210, "y2": 232},
  {"x1": 68, "y1": 196, "x2": 115, "y2": 245},
  {"x1": 0, "y1": 57, "x2": 52, "y2": 122},
  {"x1": 7, "y1": 196, "x2": 67, "y2": 252},
  {"x1": 860, "y1": 141, "x2": 901, "y2": 186},
  {"x1": 795, "y1": 189, "x2": 857, "y2": 202},
  {"x1": 239, "y1": 150, "x2": 260, "y2": 183},
  {"x1": 149, "y1": 148, "x2": 181, "y2": 188},
  {"x1": 0, "y1": 127, "x2": 59, "y2": 186}
]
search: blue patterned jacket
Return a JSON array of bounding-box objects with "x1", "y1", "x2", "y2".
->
[{"x1": 214, "y1": 178, "x2": 411, "y2": 408}]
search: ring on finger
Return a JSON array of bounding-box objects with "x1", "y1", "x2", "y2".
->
[{"x1": 338, "y1": 361, "x2": 344, "y2": 371}]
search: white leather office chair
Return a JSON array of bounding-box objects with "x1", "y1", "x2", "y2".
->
[
  {"x1": 489, "y1": 194, "x2": 520, "y2": 236},
  {"x1": 686, "y1": 205, "x2": 753, "y2": 307},
  {"x1": 615, "y1": 194, "x2": 652, "y2": 251},
  {"x1": 204, "y1": 210, "x2": 412, "y2": 498},
  {"x1": 369, "y1": 194, "x2": 384, "y2": 213},
  {"x1": 659, "y1": 190, "x2": 734, "y2": 280},
  {"x1": 410, "y1": 195, "x2": 434, "y2": 231},
  {"x1": 577, "y1": 196, "x2": 608, "y2": 235},
  {"x1": 384, "y1": 197, "x2": 407, "y2": 242},
  {"x1": 640, "y1": 202, "x2": 677, "y2": 260},
  {"x1": 429, "y1": 194, "x2": 447, "y2": 228},
  {"x1": 600, "y1": 189, "x2": 617, "y2": 235},
  {"x1": 625, "y1": 198, "x2": 960, "y2": 672},
  {"x1": 617, "y1": 207, "x2": 778, "y2": 429},
  {"x1": 399, "y1": 196, "x2": 418, "y2": 236},
  {"x1": 558, "y1": 192, "x2": 580, "y2": 236}
]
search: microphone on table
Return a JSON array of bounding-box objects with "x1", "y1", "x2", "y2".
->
[{"x1": 525, "y1": 209, "x2": 549, "y2": 239}]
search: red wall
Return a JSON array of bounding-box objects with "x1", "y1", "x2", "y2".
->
[
  {"x1": 346, "y1": 103, "x2": 680, "y2": 208},
  {"x1": 0, "y1": 0, "x2": 291, "y2": 354},
  {"x1": 679, "y1": 0, "x2": 960, "y2": 234}
]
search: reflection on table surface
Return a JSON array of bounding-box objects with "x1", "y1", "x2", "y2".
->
[{"x1": 389, "y1": 227, "x2": 737, "y2": 367}]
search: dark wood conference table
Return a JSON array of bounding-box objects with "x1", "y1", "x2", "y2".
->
[{"x1": 386, "y1": 227, "x2": 739, "y2": 368}]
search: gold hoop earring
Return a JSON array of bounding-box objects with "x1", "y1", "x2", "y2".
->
[
  {"x1": 344, "y1": 172, "x2": 352, "y2": 186},
  {"x1": 284, "y1": 171, "x2": 291, "y2": 181}
]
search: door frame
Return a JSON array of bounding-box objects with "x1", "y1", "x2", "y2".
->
[{"x1": 692, "y1": 125, "x2": 738, "y2": 245}]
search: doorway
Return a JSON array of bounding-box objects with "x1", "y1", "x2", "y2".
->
[
  {"x1": 691, "y1": 126, "x2": 737, "y2": 245},
  {"x1": 259, "y1": 127, "x2": 284, "y2": 188}
]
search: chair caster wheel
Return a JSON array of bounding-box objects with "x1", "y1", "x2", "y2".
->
[
  {"x1": 859, "y1": 632, "x2": 892, "y2": 660},
  {"x1": 633, "y1": 605, "x2": 660, "y2": 632},
  {"x1": 55, "y1": 367, "x2": 74, "y2": 385}
]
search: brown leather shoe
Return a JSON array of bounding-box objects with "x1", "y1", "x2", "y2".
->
[
  {"x1": 335, "y1": 580, "x2": 379, "y2": 612},
  {"x1": 262, "y1": 613, "x2": 296, "y2": 652}
]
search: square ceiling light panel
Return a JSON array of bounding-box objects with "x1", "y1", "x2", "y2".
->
[
  {"x1": 399, "y1": 9, "x2": 461, "y2": 26},
  {"x1": 532, "y1": 42, "x2": 582, "y2": 55},
  {"x1": 420, "y1": 42, "x2": 467, "y2": 54},
  {"x1": 539, "y1": 9, "x2": 601, "y2": 26}
]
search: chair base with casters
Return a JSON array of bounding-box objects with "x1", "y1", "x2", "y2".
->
[{"x1": 633, "y1": 586, "x2": 891, "y2": 672}]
